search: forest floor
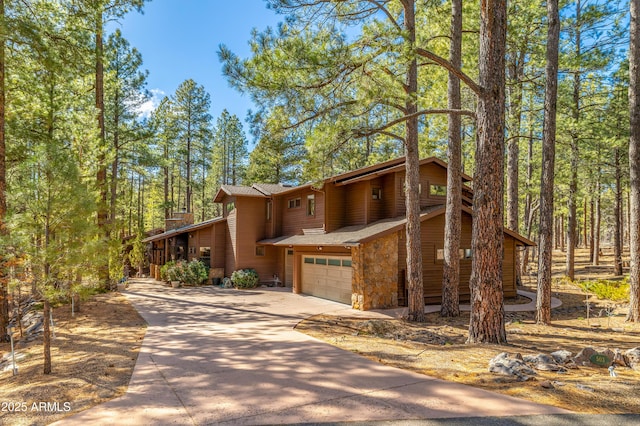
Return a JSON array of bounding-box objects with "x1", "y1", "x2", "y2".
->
[
  {"x1": 0, "y1": 248, "x2": 638, "y2": 425},
  {"x1": 0, "y1": 292, "x2": 146, "y2": 426},
  {"x1": 297, "y1": 247, "x2": 640, "y2": 414}
]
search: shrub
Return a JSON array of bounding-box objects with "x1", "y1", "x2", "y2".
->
[
  {"x1": 160, "y1": 260, "x2": 177, "y2": 282},
  {"x1": 231, "y1": 269, "x2": 259, "y2": 289},
  {"x1": 578, "y1": 277, "x2": 630, "y2": 302},
  {"x1": 184, "y1": 260, "x2": 208, "y2": 285}
]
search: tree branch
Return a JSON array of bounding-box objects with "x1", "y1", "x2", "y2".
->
[{"x1": 416, "y1": 47, "x2": 481, "y2": 95}]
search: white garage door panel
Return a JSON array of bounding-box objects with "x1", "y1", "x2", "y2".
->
[{"x1": 302, "y1": 256, "x2": 352, "y2": 304}]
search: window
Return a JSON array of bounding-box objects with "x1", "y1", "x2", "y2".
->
[
  {"x1": 304, "y1": 257, "x2": 314, "y2": 264},
  {"x1": 436, "y1": 249, "x2": 444, "y2": 260},
  {"x1": 255, "y1": 246, "x2": 265, "y2": 256},
  {"x1": 430, "y1": 184, "x2": 447, "y2": 197},
  {"x1": 372, "y1": 187, "x2": 383, "y2": 200},
  {"x1": 307, "y1": 194, "x2": 315, "y2": 216},
  {"x1": 328, "y1": 259, "x2": 341, "y2": 266},
  {"x1": 226, "y1": 202, "x2": 235, "y2": 214},
  {"x1": 342, "y1": 259, "x2": 352, "y2": 267},
  {"x1": 200, "y1": 247, "x2": 211, "y2": 264},
  {"x1": 315, "y1": 258, "x2": 327, "y2": 265},
  {"x1": 288, "y1": 198, "x2": 301, "y2": 209},
  {"x1": 266, "y1": 200, "x2": 272, "y2": 221},
  {"x1": 464, "y1": 248, "x2": 473, "y2": 259}
]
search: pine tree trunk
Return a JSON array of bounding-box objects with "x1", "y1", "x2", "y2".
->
[
  {"x1": 537, "y1": 0, "x2": 560, "y2": 325},
  {"x1": 589, "y1": 197, "x2": 594, "y2": 262},
  {"x1": 0, "y1": 0, "x2": 8, "y2": 343},
  {"x1": 629, "y1": 0, "x2": 640, "y2": 322},
  {"x1": 404, "y1": 0, "x2": 424, "y2": 323},
  {"x1": 614, "y1": 148, "x2": 623, "y2": 276},
  {"x1": 441, "y1": 0, "x2": 462, "y2": 318},
  {"x1": 468, "y1": 0, "x2": 507, "y2": 344},
  {"x1": 43, "y1": 300, "x2": 51, "y2": 374},
  {"x1": 95, "y1": 9, "x2": 110, "y2": 291},
  {"x1": 594, "y1": 185, "x2": 601, "y2": 266}
]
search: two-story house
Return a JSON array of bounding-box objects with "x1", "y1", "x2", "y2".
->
[{"x1": 144, "y1": 156, "x2": 533, "y2": 310}]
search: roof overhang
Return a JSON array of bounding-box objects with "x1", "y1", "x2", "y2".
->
[{"x1": 143, "y1": 217, "x2": 226, "y2": 243}]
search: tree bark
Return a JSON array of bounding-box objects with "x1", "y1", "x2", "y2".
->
[
  {"x1": 468, "y1": 0, "x2": 507, "y2": 344},
  {"x1": 43, "y1": 300, "x2": 51, "y2": 374},
  {"x1": 0, "y1": 0, "x2": 8, "y2": 342},
  {"x1": 95, "y1": 9, "x2": 110, "y2": 290},
  {"x1": 614, "y1": 147, "x2": 623, "y2": 276},
  {"x1": 537, "y1": 0, "x2": 560, "y2": 325},
  {"x1": 594, "y1": 181, "x2": 601, "y2": 266},
  {"x1": 404, "y1": 0, "x2": 425, "y2": 322},
  {"x1": 629, "y1": 0, "x2": 640, "y2": 322},
  {"x1": 441, "y1": 0, "x2": 462, "y2": 318}
]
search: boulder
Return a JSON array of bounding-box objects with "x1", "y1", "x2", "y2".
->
[
  {"x1": 489, "y1": 352, "x2": 537, "y2": 381},
  {"x1": 524, "y1": 353, "x2": 566, "y2": 372},
  {"x1": 624, "y1": 347, "x2": 640, "y2": 371},
  {"x1": 551, "y1": 350, "x2": 573, "y2": 364},
  {"x1": 573, "y1": 347, "x2": 615, "y2": 367}
]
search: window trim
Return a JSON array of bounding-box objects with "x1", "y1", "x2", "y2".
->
[
  {"x1": 288, "y1": 197, "x2": 301, "y2": 209},
  {"x1": 306, "y1": 194, "x2": 315, "y2": 216}
]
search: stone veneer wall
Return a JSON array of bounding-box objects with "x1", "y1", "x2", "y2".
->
[{"x1": 351, "y1": 232, "x2": 399, "y2": 310}]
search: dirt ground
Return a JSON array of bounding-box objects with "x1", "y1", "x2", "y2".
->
[
  {"x1": 0, "y1": 292, "x2": 146, "y2": 426},
  {"x1": 297, "y1": 248, "x2": 640, "y2": 414},
  {"x1": 0, "y1": 248, "x2": 639, "y2": 425}
]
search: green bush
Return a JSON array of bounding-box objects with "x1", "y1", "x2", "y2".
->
[
  {"x1": 578, "y1": 278, "x2": 630, "y2": 302},
  {"x1": 231, "y1": 268, "x2": 259, "y2": 289},
  {"x1": 185, "y1": 260, "x2": 208, "y2": 285},
  {"x1": 160, "y1": 260, "x2": 177, "y2": 282}
]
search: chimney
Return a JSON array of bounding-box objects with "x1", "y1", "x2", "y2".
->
[{"x1": 164, "y1": 210, "x2": 195, "y2": 231}]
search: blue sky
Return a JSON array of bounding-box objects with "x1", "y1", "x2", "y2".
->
[{"x1": 112, "y1": 0, "x2": 283, "y2": 137}]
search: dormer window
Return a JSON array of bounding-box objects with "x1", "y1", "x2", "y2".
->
[{"x1": 288, "y1": 198, "x2": 301, "y2": 209}]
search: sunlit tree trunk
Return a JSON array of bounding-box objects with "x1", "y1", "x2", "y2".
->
[
  {"x1": 468, "y1": 0, "x2": 507, "y2": 344},
  {"x1": 537, "y1": 0, "x2": 560, "y2": 325},
  {"x1": 629, "y1": 0, "x2": 640, "y2": 322},
  {"x1": 441, "y1": 0, "x2": 462, "y2": 318}
]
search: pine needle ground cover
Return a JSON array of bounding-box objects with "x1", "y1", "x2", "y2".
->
[
  {"x1": 0, "y1": 292, "x2": 146, "y2": 426},
  {"x1": 297, "y1": 248, "x2": 640, "y2": 414}
]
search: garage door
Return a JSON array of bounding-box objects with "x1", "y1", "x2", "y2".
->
[{"x1": 301, "y1": 256, "x2": 352, "y2": 304}]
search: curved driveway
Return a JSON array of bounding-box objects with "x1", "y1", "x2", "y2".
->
[{"x1": 58, "y1": 279, "x2": 569, "y2": 425}]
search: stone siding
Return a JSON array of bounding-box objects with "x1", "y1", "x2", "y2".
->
[{"x1": 352, "y1": 232, "x2": 399, "y2": 310}]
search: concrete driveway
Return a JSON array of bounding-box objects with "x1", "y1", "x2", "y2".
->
[{"x1": 57, "y1": 278, "x2": 570, "y2": 425}]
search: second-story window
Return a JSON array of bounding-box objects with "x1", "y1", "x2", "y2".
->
[
  {"x1": 372, "y1": 187, "x2": 382, "y2": 200},
  {"x1": 307, "y1": 194, "x2": 315, "y2": 216},
  {"x1": 288, "y1": 198, "x2": 301, "y2": 209},
  {"x1": 266, "y1": 200, "x2": 272, "y2": 221},
  {"x1": 226, "y1": 202, "x2": 235, "y2": 214}
]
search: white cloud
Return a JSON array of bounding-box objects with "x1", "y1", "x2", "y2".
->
[{"x1": 136, "y1": 88, "x2": 166, "y2": 119}]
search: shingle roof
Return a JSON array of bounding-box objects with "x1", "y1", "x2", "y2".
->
[
  {"x1": 258, "y1": 205, "x2": 444, "y2": 247},
  {"x1": 142, "y1": 217, "x2": 226, "y2": 243},
  {"x1": 252, "y1": 183, "x2": 295, "y2": 195}
]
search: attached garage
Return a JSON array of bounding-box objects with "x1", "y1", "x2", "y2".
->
[{"x1": 301, "y1": 255, "x2": 353, "y2": 304}]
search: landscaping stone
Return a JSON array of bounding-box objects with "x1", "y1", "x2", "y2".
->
[
  {"x1": 551, "y1": 349, "x2": 573, "y2": 364},
  {"x1": 524, "y1": 353, "x2": 566, "y2": 372},
  {"x1": 573, "y1": 347, "x2": 616, "y2": 367},
  {"x1": 624, "y1": 347, "x2": 640, "y2": 370},
  {"x1": 488, "y1": 352, "x2": 537, "y2": 381}
]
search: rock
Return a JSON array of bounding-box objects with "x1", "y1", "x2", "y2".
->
[
  {"x1": 573, "y1": 347, "x2": 615, "y2": 367},
  {"x1": 576, "y1": 383, "x2": 595, "y2": 392},
  {"x1": 624, "y1": 347, "x2": 640, "y2": 370},
  {"x1": 613, "y1": 349, "x2": 628, "y2": 367},
  {"x1": 524, "y1": 353, "x2": 567, "y2": 372},
  {"x1": 489, "y1": 352, "x2": 536, "y2": 381},
  {"x1": 551, "y1": 350, "x2": 573, "y2": 364},
  {"x1": 540, "y1": 380, "x2": 554, "y2": 389}
]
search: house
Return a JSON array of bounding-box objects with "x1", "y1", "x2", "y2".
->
[{"x1": 144, "y1": 156, "x2": 534, "y2": 310}]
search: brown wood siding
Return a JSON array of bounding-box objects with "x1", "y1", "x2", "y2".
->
[
  {"x1": 345, "y1": 181, "x2": 367, "y2": 225},
  {"x1": 225, "y1": 210, "x2": 237, "y2": 276},
  {"x1": 325, "y1": 183, "x2": 346, "y2": 232},
  {"x1": 421, "y1": 214, "x2": 474, "y2": 302},
  {"x1": 213, "y1": 222, "x2": 226, "y2": 269},
  {"x1": 395, "y1": 164, "x2": 450, "y2": 217},
  {"x1": 234, "y1": 197, "x2": 279, "y2": 281},
  {"x1": 280, "y1": 189, "x2": 325, "y2": 235},
  {"x1": 503, "y1": 236, "x2": 516, "y2": 298}
]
